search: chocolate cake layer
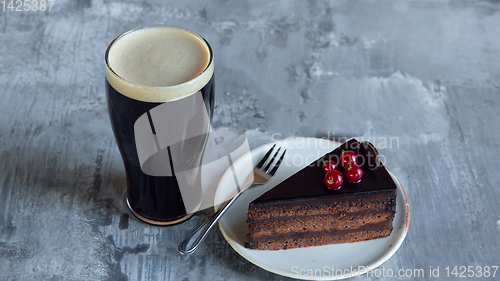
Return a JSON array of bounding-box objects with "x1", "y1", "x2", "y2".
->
[
  {"x1": 248, "y1": 191, "x2": 396, "y2": 220},
  {"x1": 245, "y1": 220, "x2": 393, "y2": 250},
  {"x1": 247, "y1": 210, "x2": 395, "y2": 237}
]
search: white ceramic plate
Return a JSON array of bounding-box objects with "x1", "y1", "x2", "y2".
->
[{"x1": 215, "y1": 138, "x2": 410, "y2": 280}]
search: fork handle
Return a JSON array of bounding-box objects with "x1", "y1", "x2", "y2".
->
[{"x1": 178, "y1": 189, "x2": 245, "y2": 255}]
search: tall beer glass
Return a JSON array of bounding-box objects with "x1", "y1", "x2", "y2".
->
[{"x1": 105, "y1": 25, "x2": 214, "y2": 225}]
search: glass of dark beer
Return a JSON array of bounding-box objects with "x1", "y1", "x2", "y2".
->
[{"x1": 104, "y1": 25, "x2": 215, "y2": 225}]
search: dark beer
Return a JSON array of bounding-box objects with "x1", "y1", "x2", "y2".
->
[{"x1": 105, "y1": 25, "x2": 214, "y2": 225}]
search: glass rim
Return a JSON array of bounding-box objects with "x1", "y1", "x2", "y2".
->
[{"x1": 104, "y1": 24, "x2": 214, "y2": 92}]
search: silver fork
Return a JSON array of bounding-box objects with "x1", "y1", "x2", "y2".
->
[{"x1": 178, "y1": 144, "x2": 286, "y2": 255}]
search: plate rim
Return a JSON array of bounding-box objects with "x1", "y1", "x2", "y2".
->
[{"x1": 215, "y1": 137, "x2": 410, "y2": 280}]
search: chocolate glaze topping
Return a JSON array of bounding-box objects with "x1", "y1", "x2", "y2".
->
[
  {"x1": 252, "y1": 139, "x2": 396, "y2": 205},
  {"x1": 359, "y1": 141, "x2": 382, "y2": 170}
]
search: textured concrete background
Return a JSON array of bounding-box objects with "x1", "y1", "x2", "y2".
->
[{"x1": 1, "y1": 0, "x2": 500, "y2": 280}]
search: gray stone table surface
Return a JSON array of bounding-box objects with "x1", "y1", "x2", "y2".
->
[{"x1": 1, "y1": 0, "x2": 499, "y2": 280}]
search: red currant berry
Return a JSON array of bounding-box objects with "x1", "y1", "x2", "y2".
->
[
  {"x1": 324, "y1": 170, "x2": 343, "y2": 190},
  {"x1": 322, "y1": 161, "x2": 337, "y2": 174},
  {"x1": 340, "y1": 151, "x2": 358, "y2": 168},
  {"x1": 345, "y1": 164, "x2": 363, "y2": 183}
]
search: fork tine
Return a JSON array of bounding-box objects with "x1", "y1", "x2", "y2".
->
[
  {"x1": 264, "y1": 147, "x2": 281, "y2": 172},
  {"x1": 256, "y1": 144, "x2": 276, "y2": 169},
  {"x1": 269, "y1": 149, "x2": 286, "y2": 176}
]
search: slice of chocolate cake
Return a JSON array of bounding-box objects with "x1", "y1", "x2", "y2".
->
[{"x1": 245, "y1": 139, "x2": 396, "y2": 250}]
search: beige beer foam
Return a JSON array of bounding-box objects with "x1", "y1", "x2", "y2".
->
[{"x1": 105, "y1": 26, "x2": 213, "y2": 102}]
